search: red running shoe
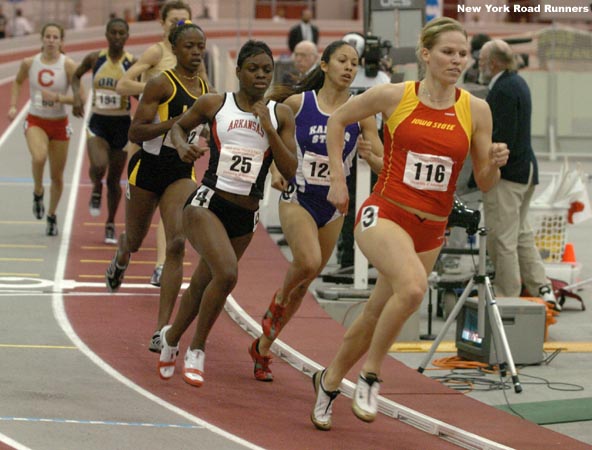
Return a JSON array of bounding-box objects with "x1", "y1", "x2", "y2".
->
[
  {"x1": 248, "y1": 338, "x2": 273, "y2": 382},
  {"x1": 262, "y1": 291, "x2": 286, "y2": 340}
]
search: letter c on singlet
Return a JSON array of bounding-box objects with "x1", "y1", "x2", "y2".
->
[{"x1": 38, "y1": 69, "x2": 55, "y2": 87}]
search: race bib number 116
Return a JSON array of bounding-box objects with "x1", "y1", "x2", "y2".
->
[{"x1": 403, "y1": 151, "x2": 453, "y2": 192}]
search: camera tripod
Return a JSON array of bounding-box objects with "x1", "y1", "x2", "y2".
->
[{"x1": 417, "y1": 227, "x2": 523, "y2": 393}]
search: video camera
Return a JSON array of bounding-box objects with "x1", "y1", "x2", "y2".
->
[
  {"x1": 363, "y1": 33, "x2": 392, "y2": 77},
  {"x1": 447, "y1": 197, "x2": 481, "y2": 236}
]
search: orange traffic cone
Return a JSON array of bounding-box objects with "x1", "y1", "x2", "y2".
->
[{"x1": 562, "y1": 242, "x2": 577, "y2": 263}]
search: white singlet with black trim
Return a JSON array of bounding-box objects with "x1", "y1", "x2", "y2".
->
[
  {"x1": 203, "y1": 93, "x2": 278, "y2": 199},
  {"x1": 28, "y1": 53, "x2": 68, "y2": 118}
]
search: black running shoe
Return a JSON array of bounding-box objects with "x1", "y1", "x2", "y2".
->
[
  {"x1": 105, "y1": 251, "x2": 128, "y2": 292},
  {"x1": 89, "y1": 193, "x2": 101, "y2": 217},
  {"x1": 33, "y1": 191, "x2": 45, "y2": 220},
  {"x1": 46, "y1": 214, "x2": 58, "y2": 236}
]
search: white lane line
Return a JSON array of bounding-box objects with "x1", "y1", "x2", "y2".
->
[
  {"x1": 0, "y1": 417, "x2": 203, "y2": 429},
  {"x1": 0, "y1": 100, "x2": 30, "y2": 152},
  {"x1": 0, "y1": 431, "x2": 32, "y2": 450},
  {"x1": 49, "y1": 97, "x2": 264, "y2": 450}
]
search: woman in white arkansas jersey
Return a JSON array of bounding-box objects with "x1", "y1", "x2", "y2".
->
[
  {"x1": 8, "y1": 23, "x2": 81, "y2": 236},
  {"x1": 157, "y1": 40, "x2": 297, "y2": 388}
]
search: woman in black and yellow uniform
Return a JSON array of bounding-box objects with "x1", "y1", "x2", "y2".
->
[
  {"x1": 106, "y1": 21, "x2": 209, "y2": 351},
  {"x1": 72, "y1": 18, "x2": 136, "y2": 244}
]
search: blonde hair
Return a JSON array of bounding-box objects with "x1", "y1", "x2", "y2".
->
[{"x1": 416, "y1": 17, "x2": 467, "y2": 72}]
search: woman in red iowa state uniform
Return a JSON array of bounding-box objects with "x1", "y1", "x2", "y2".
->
[{"x1": 310, "y1": 17, "x2": 510, "y2": 431}]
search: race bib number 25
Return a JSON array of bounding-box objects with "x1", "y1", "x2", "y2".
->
[{"x1": 216, "y1": 144, "x2": 264, "y2": 184}]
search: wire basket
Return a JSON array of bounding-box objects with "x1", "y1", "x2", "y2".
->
[{"x1": 529, "y1": 205, "x2": 568, "y2": 262}]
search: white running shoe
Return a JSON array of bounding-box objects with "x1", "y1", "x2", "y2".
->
[
  {"x1": 89, "y1": 192, "x2": 101, "y2": 217},
  {"x1": 352, "y1": 372, "x2": 381, "y2": 423},
  {"x1": 183, "y1": 348, "x2": 205, "y2": 387},
  {"x1": 157, "y1": 325, "x2": 178, "y2": 380},
  {"x1": 150, "y1": 264, "x2": 164, "y2": 287},
  {"x1": 104, "y1": 223, "x2": 117, "y2": 245},
  {"x1": 539, "y1": 285, "x2": 561, "y2": 311},
  {"x1": 310, "y1": 370, "x2": 340, "y2": 431},
  {"x1": 148, "y1": 329, "x2": 161, "y2": 353}
]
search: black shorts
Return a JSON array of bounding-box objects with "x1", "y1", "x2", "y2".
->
[
  {"x1": 184, "y1": 185, "x2": 259, "y2": 238},
  {"x1": 128, "y1": 147, "x2": 195, "y2": 196},
  {"x1": 88, "y1": 114, "x2": 131, "y2": 150}
]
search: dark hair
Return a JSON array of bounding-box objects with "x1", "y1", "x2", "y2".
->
[
  {"x1": 168, "y1": 20, "x2": 205, "y2": 46},
  {"x1": 268, "y1": 40, "x2": 354, "y2": 103},
  {"x1": 471, "y1": 33, "x2": 491, "y2": 52},
  {"x1": 237, "y1": 40, "x2": 273, "y2": 68},
  {"x1": 160, "y1": 0, "x2": 192, "y2": 22},
  {"x1": 106, "y1": 17, "x2": 129, "y2": 33},
  {"x1": 41, "y1": 22, "x2": 65, "y2": 40}
]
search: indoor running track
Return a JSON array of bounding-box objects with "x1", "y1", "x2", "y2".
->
[{"x1": 1, "y1": 79, "x2": 589, "y2": 450}]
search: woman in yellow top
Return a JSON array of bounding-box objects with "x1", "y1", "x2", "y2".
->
[{"x1": 106, "y1": 21, "x2": 210, "y2": 356}]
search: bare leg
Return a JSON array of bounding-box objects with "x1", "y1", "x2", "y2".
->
[
  {"x1": 25, "y1": 127, "x2": 49, "y2": 197},
  {"x1": 46, "y1": 140, "x2": 69, "y2": 216},
  {"x1": 323, "y1": 219, "x2": 440, "y2": 390},
  {"x1": 155, "y1": 178, "x2": 197, "y2": 329},
  {"x1": 259, "y1": 203, "x2": 343, "y2": 356}
]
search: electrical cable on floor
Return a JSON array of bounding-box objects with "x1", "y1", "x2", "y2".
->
[
  {"x1": 517, "y1": 372, "x2": 584, "y2": 392},
  {"x1": 427, "y1": 355, "x2": 585, "y2": 421}
]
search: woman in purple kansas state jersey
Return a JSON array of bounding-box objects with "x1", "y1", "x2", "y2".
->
[
  {"x1": 157, "y1": 40, "x2": 297, "y2": 388},
  {"x1": 248, "y1": 40, "x2": 383, "y2": 382}
]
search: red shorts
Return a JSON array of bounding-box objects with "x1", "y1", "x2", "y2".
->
[
  {"x1": 355, "y1": 193, "x2": 447, "y2": 253},
  {"x1": 24, "y1": 114, "x2": 71, "y2": 141}
]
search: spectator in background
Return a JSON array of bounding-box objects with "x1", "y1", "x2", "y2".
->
[
  {"x1": 288, "y1": 8, "x2": 319, "y2": 53},
  {"x1": 197, "y1": 6, "x2": 211, "y2": 19},
  {"x1": 123, "y1": 9, "x2": 135, "y2": 23},
  {"x1": 463, "y1": 33, "x2": 491, "y2": 84},
  {"x1": 11, "y1": 9, "x2": 33, "y2": 37},
  {"x1": 272, "y1": 6, "x2": 286, "y2": 22},
  {"x1": 478, "y1": 39, "x2": 560, "y2": 311},
  {"x1": 281, "y1": 40, "x2": 318, "y2": 85},
  {"x1": 139, "y1": 0, "x2": 160, "y2": 21},
  {"x1": 69, "y1": 2, "x2": 89, "y2": 30},
  {"x1": 0, "y1": 5, "x2": 8, "y2": 39}
]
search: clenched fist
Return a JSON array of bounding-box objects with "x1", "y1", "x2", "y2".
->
[{"x1": 490, "y1": 142, "x2": 509, "y2": 168}]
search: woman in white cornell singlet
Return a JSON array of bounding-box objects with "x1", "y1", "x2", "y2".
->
[
  {"x1": 8, "y1": 22, "x2": 82, "y2": 236},
  {"x1": 157, "y1": 40, "x2": 297, "y2": 388}
]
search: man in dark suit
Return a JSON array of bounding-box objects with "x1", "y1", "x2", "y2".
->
[
  {"x1": 479, "y1": 39, "x2": 560, "y2": 310},
  {"x1": 288, "y1": 8, "x2": 319, "y2": 53}
]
